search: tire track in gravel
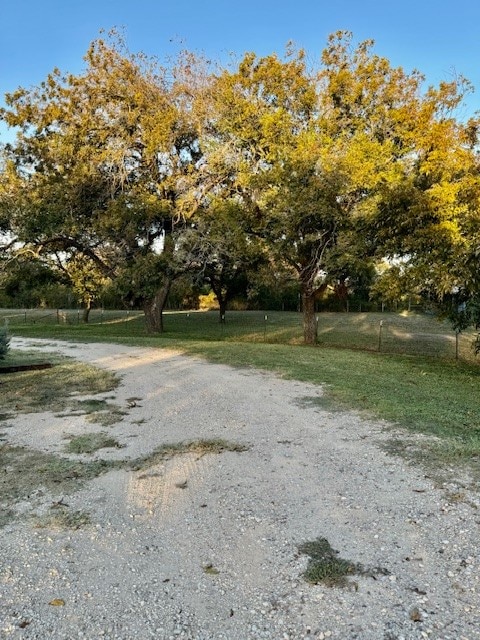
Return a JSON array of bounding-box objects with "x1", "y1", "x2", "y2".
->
[{"x1": 127, "y1": 452, "x2": 216, "y2": 518}]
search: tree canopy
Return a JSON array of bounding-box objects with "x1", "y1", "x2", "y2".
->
[{"x1": 1, "y1": 31, "x2": 479, "y2": 342}]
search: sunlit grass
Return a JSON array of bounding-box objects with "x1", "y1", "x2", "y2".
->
[{"x1": 4, "y1": 308, "x2": 475, "y2": 361}]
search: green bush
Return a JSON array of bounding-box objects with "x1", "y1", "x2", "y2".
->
[{"x1": 0, "y1": 324, "x2": 10, "y2": 360}]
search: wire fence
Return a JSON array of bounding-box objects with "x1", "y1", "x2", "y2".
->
[
  {"x1": 0, "y1": 308, "x2": 142, "y2": 325},
  {"x1": 1, "y1": 308, "x2": 478, "y2": 364}
]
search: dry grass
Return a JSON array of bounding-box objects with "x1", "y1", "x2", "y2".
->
[
  {"x1": 64, "y1": 432, "x2": 123, "y2": 454},
  {"x1": 33, "y1": 506, "x2": 92, "y2": 530},
  {"x1": 0, "y1": 444, "x2": 119, "y2": 527},
  {"x1": 1, "y1": 353, "x2": 118, "y2": 415},
  {"x1": 131, "y1": 438, "x2": 250, "y2": 471}
]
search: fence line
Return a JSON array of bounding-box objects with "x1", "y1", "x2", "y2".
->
[{"x1": 0, "y1": 308, "x2": 478, "y2": 364}]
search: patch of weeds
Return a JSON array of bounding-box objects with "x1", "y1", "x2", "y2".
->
[
  {"x1": 293, "y1": 395, "x2": 341, "y2": 413},
  {"x1": 0, "y1": 444, "x2": 119, "y2": 508},
  {"x1": 72, "y1": 399, "x2": 110, "y2": 412},
  {"x1": 33, "y1": 507, "x2": 91, "y2": 530},
  {"x1": 298, "y1": 537, "x2": 361, "y2": 587},
  {"x1": 443, "y1": 490, "x2": 478, "y2": 509},
  {"x1": 192, "y1": 438, "x2": 250, "y2": 454},
  {"x1": 382, "y1": 434, "x2": 480, "y2": 485},
  {"x1": 1, "y1": 348, "x2": 45, "y2": 366},
  {"x1": 428, "y1": 436, "x2": 480, "y2": 468},
  {"x1": 1, "y1": 357, "x2": 119, "y2": 415},
  {"x1": 132, "y1": 418, "x2": 147, "y2": 425},
  {"x1": 381, "y1": 436, "x2": 429, "y2": 467},
  {"x1": 65, "y1": 432, "x2": 123, "y2": 454},
  {"x1": 132, "y1": 438, "x2": 250, "y2": 470},
  {"x1": 298, "y1": 537, "x2": 389, "y2": 587},
  {"x1": 85, "y1": 407, "x2": 128, "y2": 427},
  {"x1": 445, "y1": 490, "x2": 466, "y2": 503},
  {"x1": 0, "y1": 507, "x2": 15, "y2": 528},
  {"x1": 56, "y1": 399, "x2": 127, "y2": 427},
  {"x1": 0, "y1": 324, "x2": 11, "y2": 359},
  {"x1": 55, "y1": 412, "x2": 86, "y2": 418},
  {"x1": 203, "y1": 563, "x2": 220, "y2": 575}
]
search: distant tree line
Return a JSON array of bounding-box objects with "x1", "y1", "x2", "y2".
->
[{"x1": 1, "y1": 31, "x2": 479, "y2": 342}]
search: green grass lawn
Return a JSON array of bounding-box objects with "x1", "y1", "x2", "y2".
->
[
  {"x1": 2, "y1": 308, "x2": 474, "y2": 359},
  {"x1": 2, "y1": 308, "x2": 479, "y2": 477}
]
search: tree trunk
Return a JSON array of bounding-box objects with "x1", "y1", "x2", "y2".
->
[
  {"x1": 218, "y1": 298, "x2": 227, "y2": 323},
  {"x1": 302, "y1": 288, "x2": 317, "y2": 345},
  {"x1": 210, "y1": 281, "x2": 227, "y2": 323},
  {"x1": 82, "y1": 297, "x2": 92, "y2": 323},
  {"x1": 334, "y1": 280, "x2": 349, "y2": 312},
  {"x1": 143, "y1": 280, "x2": 171, "y2": 333}
]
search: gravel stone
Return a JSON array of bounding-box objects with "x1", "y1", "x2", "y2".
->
[{"x1": 1, "y1": 337, "x2": 479, "y2": 639}]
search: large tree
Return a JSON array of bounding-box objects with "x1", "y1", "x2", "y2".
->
[
  {"x1": 204, "y1": 32, "x2": 474, "y2": 343},
  {"x1": 0, "y1": 35, "x2": 203, "y2": 331},
  {"x1": 176, "y1": 198, "x2": 265, "y2": 321},
  {"x1": 370, "y1": 78, "x2": 480, "y2": 327}
]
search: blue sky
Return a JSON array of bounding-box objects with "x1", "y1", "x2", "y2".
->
[{"x1": 1, "y1": 0, "x2": 479, "y2": 142}]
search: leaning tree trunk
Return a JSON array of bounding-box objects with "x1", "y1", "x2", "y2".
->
[{"x1": 143, "y1": 280, "x2": 172, "y2": 333}]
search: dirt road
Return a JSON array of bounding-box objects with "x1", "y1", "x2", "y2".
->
[{"x1": 1, "y1": 338, "x2": 479, "y2": 639}]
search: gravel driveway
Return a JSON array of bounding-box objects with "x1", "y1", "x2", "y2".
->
[{"x1": 1, "y1": 338, "x2": 479, "y2": 640}]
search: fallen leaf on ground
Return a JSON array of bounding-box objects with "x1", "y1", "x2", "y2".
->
[{"x1": 49, "y1": 598, "x2": 65, "y2": 607}]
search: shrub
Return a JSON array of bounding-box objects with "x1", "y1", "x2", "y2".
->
[
  {"x1": 198, "y1": 291, "x2": 219, "y2": 310},
  {"x1": 0, "y1": 323, "x2": 10, "y2": 360}
]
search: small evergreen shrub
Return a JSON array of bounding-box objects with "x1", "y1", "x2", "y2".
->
[{"x1": 0, "y1": 324, "x2": 10, "y2": 360}]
